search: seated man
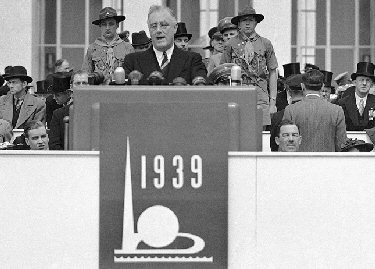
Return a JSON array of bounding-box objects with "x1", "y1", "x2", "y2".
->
[
  {"x1": 24, "y1": 120, "x2": 49, "y2": 150},
  {"x1": 275, "y1": 119, "x2": 302, "y2": 152},
  {"x1": 0, "y1": 66, "x2": 46, "y2": 129},
  {"x1": 49, "y1": 70, "x2": 89, "y2": 150},
  {"x1": 123, "y1": 5, "x2": 207, "y2": 85}
]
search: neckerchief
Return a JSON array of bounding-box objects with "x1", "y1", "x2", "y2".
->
[
  {"x1": 240, "y1": 31, "x2": 259, "y2": 67},
  {"x1": 94, "y1": 36, "x2": 123, "y2": 75}
]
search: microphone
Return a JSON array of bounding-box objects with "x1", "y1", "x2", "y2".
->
[
  {"x1": 230, "y1": 65, "x2": 242, "y2": 86},
  {"x1": 192, "y1": 76, "x2": 207, "y2": 86},
  {"x1": 147, "y1": 71, "x2": 164, "y2": 85},
  {"x1": 172, "y1": 77, "x2": 187, "y2": 86},
  {"x1": 128, "y1": 70, "x2": 143, "y2": 85},
  {"x1": 88, "y1": 72, "x2": 105, "y2": 85}
]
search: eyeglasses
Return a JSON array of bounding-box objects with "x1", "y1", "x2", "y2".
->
[
  {"x1": 149, "y1": 22, "x2": 171, "y2": 31},
  {"x1": 73, "y1": 81, "x2": 88, "y2": 86}
]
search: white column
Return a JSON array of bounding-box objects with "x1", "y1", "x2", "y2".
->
[
  {"x1": 56, "y1": 0, "x2": 62, "y2": 60},
  {"x1": 325, "y1": 0, "x2": 331, "y2": 71}
]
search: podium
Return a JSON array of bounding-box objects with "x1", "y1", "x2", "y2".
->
[{"x1": 71, "y1": 86, "x2": 262, "y2": 151}]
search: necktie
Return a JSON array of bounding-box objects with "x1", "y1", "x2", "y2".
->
[
  {"x1": 160, "y1": 51, "x2": 169, "y2": 70},
  {"x1": 359, "y1": 98, "x2": 365, "y2": 116},
  {"x1": 15, "y1": 99, "x2": 23, "y2": 112}
]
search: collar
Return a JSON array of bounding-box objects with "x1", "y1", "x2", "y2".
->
[
  {"x1": 239, "y1": 31, "x2": 259, "y2": 42},
  {"x1": 94, "y1": 35, "x2": 123, "y2": 47},
  {"x1": 305, "y1": 93, "x2": 321, "y2": 98},
  {"x1": 355, "y1": 92, "x2": 367, "y2": 107},
  {"x1": 153, "y1": 44, "x2": 175, "y2": 66}
]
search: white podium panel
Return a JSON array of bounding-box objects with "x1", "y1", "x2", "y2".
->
[
  {"x1": 0, "y1": 151, "x2": 99, "y2": 269},
  {"x1": 2, "y1": 152, "x2": 375, "y2": 268}
]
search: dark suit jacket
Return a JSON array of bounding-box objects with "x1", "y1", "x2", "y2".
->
[
  {"x1": 270, "y1": 109, "x2": 285, "y2": 152},
  {"x1": 283, "y1": 95, "x2": 347, "y2": 152},
  {"x1": 0, "y1": 93, "x2": 46, "y2": 129},
  {"x1": 48, "y1": 104, "x2": 71, "y2": 150},
  {"x1": 338, "y1": 93, "x2": 375, "y2": 131},
  {"x1": 0, "y1": 85, "x2": 9, "y2": 96},
  {"x1": 123, "y1": 46, "x2": 207, "y2": 85}
]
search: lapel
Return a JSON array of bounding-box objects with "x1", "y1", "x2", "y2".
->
[
  {"x1": 345, "y1": 95, "x2": 360, "y2": 127},
  {"x1": 16, "y1": 94, "x2": 36, "y2": 128},
  {"x1": 167, "y1": 47, "x2": 186, "y2": 82},
  {"x1": 141, "y1": 47, "x2": 161, "y2": 73},
  {"x1": 363, "y1": 94, "x2": 375, "y2": 124},
  {"x1": 0, "y1": 94, "x2": 14, "y2": 124}
]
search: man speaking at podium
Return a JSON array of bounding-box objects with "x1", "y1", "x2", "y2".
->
[{"x1": 123, "y1": 5, "x2": 207, "y2": 85}]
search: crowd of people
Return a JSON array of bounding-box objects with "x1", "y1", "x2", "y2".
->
[{"x1": 0, "y1": 4, "x2": 374, "y2": 152}]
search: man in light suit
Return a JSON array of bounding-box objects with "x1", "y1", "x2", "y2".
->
[
  {"x1": 0, "y1": 66, "x2": 45, "y2": 129},
  {"x1": 338, "y1": 62, "x2": 375, "y2": 131},
  {"x1": 123, "y1": 5, "x2": 207, "y2": 85},
  {"x1": 283, "y1": 69, "x2": 347, "y2": 152}
]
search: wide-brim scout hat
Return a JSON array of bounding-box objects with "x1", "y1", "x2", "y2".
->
[
  {"x1": 92, "y1": 7, "x2": 125, "y2": 25},
  {"x1": 231, "y1": 6, "x2": 264, "y2": 25},
  {"x1": 218, "y1": 17, "x2": 237, "y2": 33},
  {"x1": 340, "y1": 138, "x2": 374, "y2": 152},
  {"x1": 283, "y1": 63, "x2": 301, "y2": 78},
  {"x1": 50, "y1": 73, "x2": 72, "y2": 93},
  {"x1": 351, "y1": 62, "x2": 375, "y2": 82},
  {"x1": 3, "y1": 66, "x2": 32, "y2": 83},
  {"x1": 132, "y1": 31, "x2": 151, "y2": 46},
  {"x1": 174, "y1": 22, "x2": 192, "y2": 40}
]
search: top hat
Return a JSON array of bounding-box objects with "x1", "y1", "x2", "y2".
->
[
  {"x1": 3, "y1": 66, "x2": 32, "y2": 83},
  {"x1": 174, "y1": 22, "x2": 192, "y2": 40},
  {"x1": 92, "y1": 7, "x2": 125, "y2": 25},
  {"x1": 320, "y1": 70, "x2": 334, "y2": 88},
  {"x1": 283, "y1": 63, "x2": 301, "y2": 78},
  {"x1": 340, "y1": 138, "x2": 374, "y2": 152},
  {"x1": 36, "y1": 80, "x2": 48, "y2": 93},
  {"x1": 218, "y1": 17, "x2": 237, "y2": 33},
  {"x1": 351, "y1": 62, "x2": 375, "y2": 82},
  {"x1": 50, "y1": 73, "x2": 71, "y2": 93},
  {"x1": 304, "y1": 63, "x2": 320, "y2": 71},
  {"x1": 132, "y1": 31, "x2": 151, "y2": 46},
  {"x1": 231, "y1": 6, "x2": 264, "y2": 25}
]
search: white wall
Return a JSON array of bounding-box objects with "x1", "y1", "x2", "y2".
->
[
  {"x1": 254, "y1": 0, "x2": 291, "y2": 76},
  {"x1": 0, "y1": 0, "x2": 33, "y2": 75}
]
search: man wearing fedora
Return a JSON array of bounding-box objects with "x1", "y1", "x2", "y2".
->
[
  {"x1": 82, "y1": 7, "x2": 134, "y2": 85},
  {"x1": 132, "y1": 31, "x2": 152, "y2": 52},
  {"x1": 221, "y1": 6, "x2": 278, "y2": 127},
  {"x1": 123, "y1": 5, "x2": 207, "y2": 85},
  {"x1": 49, "y1": 70, "x2": 89, "y2": 150},
  {"x1": 174, "y1": 22, "x2": 192, "y2": 51},
  {"x1": 0, "y1": 66, "x2": 45, "y2": 129},
  {"x1": 338, "y1": 62, "x2": 375, "y2": 131}
]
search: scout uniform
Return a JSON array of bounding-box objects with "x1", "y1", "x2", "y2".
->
[
  {"x1": 82, "y1": 7, "x2": 134, "y2": 84},
  {"x1": 221, "y1": 6, "x2": 278, "y2": 126}
]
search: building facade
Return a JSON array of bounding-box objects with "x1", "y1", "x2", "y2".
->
[{"x1": 0, "y1": 0, "x2": 373, "y2": 82}]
